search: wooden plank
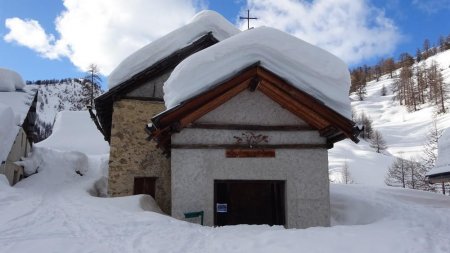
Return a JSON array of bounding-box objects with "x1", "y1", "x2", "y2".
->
[
  {"x1": 257, "y1": 67, "x2": 356, "y2": 138},
  {"x1": 258, "y1": 80, "x2": 329, "y2": 129},
  {"x1": 171, "y1": 144, "x2": 327, "y2": 149},
  {"x1": 187, "y1": 123, "x2": 314, "y2": 131},
  {"x1": 319, "y1": 125, "x2": 339, "y2": 137},
  {"x1": 226, "y1": 149, "x2": 275, "y2": 158},
  {"x1": 157, "y1": 65, "x2": 258, "y2": 127},
  {"x1": 178, "y1": 78, "x2": 252, "y2": 128}
]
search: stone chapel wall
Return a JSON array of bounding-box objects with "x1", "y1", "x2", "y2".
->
[{"x1": 108, "y1": 99, "x2": 171, "y2": 214}]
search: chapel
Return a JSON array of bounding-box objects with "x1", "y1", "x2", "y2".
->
[{"x1": 95, "y1": 11, "x2": 359, "y2": 228}]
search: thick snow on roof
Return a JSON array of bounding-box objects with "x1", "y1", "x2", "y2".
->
[
  {"x1": 164, "y1": 27, "x2": 352, "y2": 119},
  {"x1": 108, "y1": 10, "x2": 240, "y2": 89},
  {"x1": 0, "y1": 68, "x2": 25, "y2": 91},
  {"x1": 0, "y1": 86, "x2": 36, "y2": 162},
  {"x1": 36, "y1": 111, "x2": 109, "y2": 155},
  {"x1": 0, "y1": 86, "x2": 36, "y2": 125},
  {"x1": 427, "y1": 128, "x2": 450, "y2": 176},
  {"x1": 0, "y1": 104, "x2": 19, "y2": 162}
]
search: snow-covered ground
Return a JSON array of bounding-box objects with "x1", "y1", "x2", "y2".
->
[
  {"x1": 1, "y1": 151, "x2": 449, "y2": 252},
  {"x1": 1, "y1": 109, "x2": 450, "y2": 252},
  {"x1": 329, "y1": 49, "x2": 450, "y2": 186}
]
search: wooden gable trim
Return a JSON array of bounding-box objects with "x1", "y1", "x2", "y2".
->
[
  {"x1": 256, "y1": 67, "x2": 357, "y2": 141},
  {"x1": 257, "y1": 80, "x2": 329, "y2": 130},
  {"x1": 153, "y1": 65, "x2": 258, "y2": 128},
  {"x1": 149, "y1": 64, "x2": 359, "y2": 153},
  {"x1": 178, "y1": 78, "x2": 252, "y2": 128}
]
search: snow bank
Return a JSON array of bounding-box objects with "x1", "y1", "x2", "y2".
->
[
  {"x1": 108, "y1": 10, "x2": 240, "y2": 89},
  {"x1": 0, "y1": 174, "x2": 9, "y2": 189},
  {"x1": 15, "y1": 150, "x2": 43, "y2": 176},
  {"x1": 427, "y1": 127, "x2": 450, "y2": 176},
  {"x1": 164, "y1": 27, "x2": 352, "y2": 119},
  {"x1": 0, "y1": 104, "x2": 19, "y2": 162},
  {"x1": 36, "y1": 111, "x2": 109, "y2": 155},
  {"x1": 329, "y1": 139, "x2": 394, "y2": 186},
  {"x1": 0, "y1": 68, "x2": 25, "y2": 91}
]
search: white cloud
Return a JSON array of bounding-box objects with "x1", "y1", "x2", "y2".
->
[
  {"x1": 241, "y1": 0, "x2": 402, "y2": 65},
  {"x1": 4, "y1": 18, "x2": 68, "y2": 59},
  {"x1": 4, "y1": 0, "x2": 202, "y2": 74}
]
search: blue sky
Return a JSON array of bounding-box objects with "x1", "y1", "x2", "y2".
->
[{"x1": 0, "y1": 0, "x2": 449, "y2": 87}]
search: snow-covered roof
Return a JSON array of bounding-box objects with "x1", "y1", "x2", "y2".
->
[
  {"x1": 107, "y1": 10, "x2": 240, "y2": 89},
  {"x1": 0, "y1": 68, "x2": 25, "y2": 92},
  {"x1": 163, "y1": 27, "x2": 352, "y2": 119},
  {"x1": 0, "y1": 104, "x2": 19, "y2": 163},
  {"x1": 427, "y1": 128, "x2": 450, "y2": 176},
  {"x1": 36, "y1": 111, "x2": 109, "y2": 155},
  {"x1": 0, "y1": 86, "x2": 36, "y2": 163}
]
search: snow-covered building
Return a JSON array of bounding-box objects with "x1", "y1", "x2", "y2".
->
[
  {"x1": 426, "y1": 128, "x2": 450, "y2": 189},
  {"x1": 0, "y1": 68, "x2": 37, "y2": 186},
  {"x1": 147, "y1": 25, "x2": 359, "y2": 227},
  {"x1": 96, "y1": 10, "x2": 359, "y2": 228},
  {"x1": 94, "y1": 11, "x2": 240, "y2": 214}
]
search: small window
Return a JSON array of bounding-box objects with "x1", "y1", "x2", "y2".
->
[{"x1": 133, "y1": 177, "x2": 157, "y2": 198}]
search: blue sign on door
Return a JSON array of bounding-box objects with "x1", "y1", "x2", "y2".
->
[{"x1": 216, "y1": 203, "x2": 228, "y2": 213}]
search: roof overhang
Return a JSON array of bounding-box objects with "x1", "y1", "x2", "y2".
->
[
  {"x1": 147, "y1": 64, "x2": 360, "y2": 155},
  {"x1": 94, "y1": 32, "x2": 220, "y2": 142},
  {"x1": 427, "y1": 172, "x2": 450, "y2": 184}
]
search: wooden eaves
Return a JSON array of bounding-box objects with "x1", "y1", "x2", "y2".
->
[
  {"x1": 147, "y1": 63, "x2": 360, "y2": 154},
  {"x1": 427, "y1": 171, "x2": 450, "y2": 184}
]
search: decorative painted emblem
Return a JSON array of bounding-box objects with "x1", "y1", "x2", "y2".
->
[{"x1": 233, "y1": 132, "x2": 269, "y2": 148}]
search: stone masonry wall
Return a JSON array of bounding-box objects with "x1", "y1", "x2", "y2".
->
[{"x1": 108, "y1": 99, "x2": 171, "y2": 214}]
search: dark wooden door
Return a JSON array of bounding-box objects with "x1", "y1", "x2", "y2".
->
[
  {"x1": 214, "y1": 180, "x2": 285, "y2": 226},
  {"x1": 133, "y1": 177, "x2": 156, "y2": 198}
]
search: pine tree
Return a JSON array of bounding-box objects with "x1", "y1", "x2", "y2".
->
[
  {"x1": 427, "y1": 61, "x2": 447, "y2": 113},
  {"x1": 350, "y1": 67, "x2": 367, "y2": 100},
  {"x1": 342, "y1": 161, "x2": 353, "y2": 184},
  {"x1": 83, "y1": 64, "x2": 102, "y2": 108},
  {"x1": 423, "y1": 39, "x2": 430, "y2": 60},
  {"x1": 381, "y1": 84, "x2": 387, "y2": 96},
  {"x1": 385, "y1": 156, "x2": 408, "y2": 188},
  {"x1": 423, "y1": 118, "x2": 443, "y2": 170},
  {"x1": 383, "y1": 58, "x2": 396, "y2": 78},
  {"x1": 356, "y1": 112, "x2": 374, "y2": 140},
  {"x1": 370, "y1": 130, "x2": 387, "y2": 153},
  {"x1": 416, "y1": 48, "x2": 422, "y2": 62},
  {"x1": 385, "y1": 156, "x2": 430, "y2": 190}
]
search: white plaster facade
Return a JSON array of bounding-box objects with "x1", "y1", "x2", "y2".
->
[{"x1": 170, "y1": 90, "x2": 330, "y2": 228}]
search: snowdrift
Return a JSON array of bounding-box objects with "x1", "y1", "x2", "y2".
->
[{"x1": 36, "y1": 111, "x2": 109, "y2": 155}]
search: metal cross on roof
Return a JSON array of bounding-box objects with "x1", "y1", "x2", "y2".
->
[{"x1": 240, "y1": 9, "x2": 258, "y2": 30}]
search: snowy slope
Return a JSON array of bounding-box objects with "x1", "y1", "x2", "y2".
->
[
  {"x1": 28, "y1": 79, "x2": 102, "y2": 141},
  {"x1": 329, "y1": 49, "x2": 450, "y2": 186},
  {"x1": 353, "y1": 50, "x2": 450, "y2": 158}
]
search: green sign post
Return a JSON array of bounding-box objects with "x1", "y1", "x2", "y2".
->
[{"x1": 184, "y1": 211, "x2": 204, "y2": 225}]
